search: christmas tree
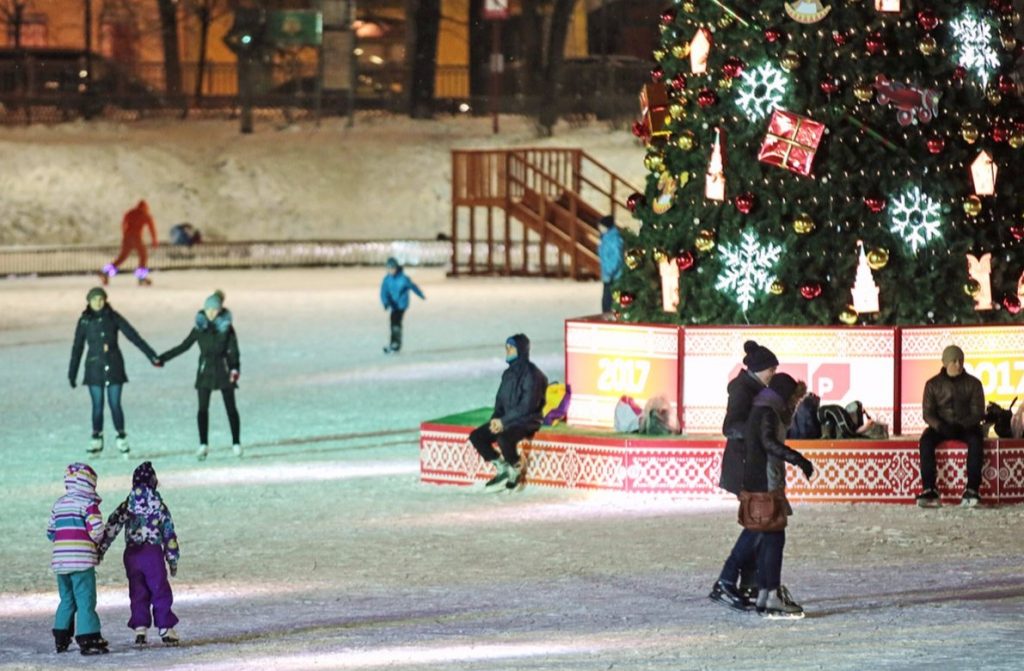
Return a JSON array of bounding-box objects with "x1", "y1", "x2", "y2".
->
[{"x1": 619, "y1": 0, "x2": 1024, "y2": 326}]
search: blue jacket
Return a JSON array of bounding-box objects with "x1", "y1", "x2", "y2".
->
[
  {"x1": 380, "y1": 269, "x2": 425, "y2": 311},
  {"x1": 598, "y1": 227, "x2": 624, "y2": 283}
]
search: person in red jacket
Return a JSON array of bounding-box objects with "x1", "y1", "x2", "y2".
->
[{"x1": 102, "y1": 200, "x2": 158, "y2": 286}]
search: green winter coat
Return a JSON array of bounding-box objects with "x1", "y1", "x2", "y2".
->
[
  {"x1": 159, "y1": 309, "x2": 240, "y2": 390},
  {"x1": 69, "y1": 305, "x2": 157, "y2": 386}
]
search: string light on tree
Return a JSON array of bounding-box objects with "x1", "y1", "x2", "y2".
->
[
  {"x1": 949, "y1": 9, "x2": 1000, "y2": 87},
  {"x1": 714, "y1": 230, "x2": 784, "y2": 313},
  {"x1": 888, "y1": 186, "x2": 943, "y2": 254},
  {"x1": 734, "y1": 62, "x2": 790, "y2": 122}
]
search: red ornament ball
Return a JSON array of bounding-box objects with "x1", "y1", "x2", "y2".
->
[
  {"x1": 831, "y1": 30, "x2": 848, "y2": 47},
  {"x1": 631, "y1": 120, "x2": 647, "y2": 138},
  {"x1": 734, "y1": 192, "x2": 756, "y2": 214},
  {"x1": 659, "y1": 8, "x2": 676, "y2": 25},
  {"x1": 676, "y1": 251, "x2": 695, "y2": 271},
  {"x1": 800, "y1": 283, "x2": 823, "y2": 300},
  {"x1": 1010, "y1": 224, "x2": 1024, "y2": 241},
  {"x1": 626, "y1": 192, "x2": 645, "y2": 212},
  {"x1": 619, "y1": 292, "x2": 635, "y2": 308},
  {"x1": 722, "y1": 57, "x2": 745, "y2": 79},
  {"x1": 917, "y1": 9, "x2": 940, "y2": 31},
  {"x1": 671, "y1": 73, "x2": 687, "y2": 91},
  {"x1": 764, "y1": 27, "x2": 783, "y2": 43},
  {"x1": 926, "y1": 136, "x2": 946, "y2": 154},
  {"x1": 1003, "y1": 294, "x2": 1022, "y2": 315},
  {"x1": 865, "y1": 31, "x2": 885, "y2": 55},
  {"x1": 650, "y1": 66, "x2": 664, "y2": 83},
  {"x1": 864, "y1": 195, "x2": 887, "y2": 214},
  {"x1": 953, "y1": 65, "x2": 968, "y2": 81},
  {"x1": 697, "y1": 88, "x2": 718, "y2": 107},
  {"x1": 819, "y1": 76, "x2": 840, "y2": 95},
  {"x1": 998, "y1": 74, "x2": 1015, "y2": 94},
  {"x1": 993, "y1": 124, "x2": 1009, "y2": 143}
]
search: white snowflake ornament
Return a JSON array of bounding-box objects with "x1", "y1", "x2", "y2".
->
[
  {"x1": 735, "y1": 62, "x2": 789, "y2": 122},
  {"x1": 950, "y1": 10, "x2": 1000, "y2": 87},
  {"x1": 888, "y1": 186, "x2": 942, "y2": 255},
  {"x1": 715, "y1": 230, "x2": 784, "y2": 312}
]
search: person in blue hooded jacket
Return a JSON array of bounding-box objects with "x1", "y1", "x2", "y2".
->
[
  {"x1": 380, "y1": 257, "x2": 425, "y2": 354},
  {"x1": 597, "y1": 216, "x2": 624, "y2": 314}
]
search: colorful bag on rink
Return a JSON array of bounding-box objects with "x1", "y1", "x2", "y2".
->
[{"x1": 543, "y1": 383, "x2": 571, "y2": 426}]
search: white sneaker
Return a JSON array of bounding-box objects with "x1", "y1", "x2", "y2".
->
[
  {"x1": 116, "y1": 436, "x2": 130, "y2": 454},
  {"x1": 196, "y1": 444, "x2": 209, "y2": 461},
  {"x1": 87, "y1": 434, "x2": 103, "y2": 454},
  {"x1": 232, "y1": 443, "x2": 243, "y2": 457},
  {"x1": 158, "y1": 627, "x2": 179, "y2": 646}
]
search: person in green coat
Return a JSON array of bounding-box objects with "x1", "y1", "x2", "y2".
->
[
  {"x1": 68, "y1": 287, "x2": 161, "y2": 455},
  {"x1": 159, "y1": 290, "x2": 241, "y2": 461}
]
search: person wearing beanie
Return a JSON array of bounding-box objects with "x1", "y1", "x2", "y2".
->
[
  {"x1": 742, "y1": 372, "x2": 815, "y2": 619},
  {"x1": 100, "y1": 200, "x2": 158, "y2": 286},
  {"x1": 98, "y1": 461, "x2": 180, "y2": 647},
  {"x1": 68, "y1": 287, "x2": 162, "y2": 456},
  {"x1": 158, "y1": 290, "x2": 242, "y2": 460},
  {"x1": 468, "y1": 334, "x2": 548, "y2": 491},
  {"x1": 916, "y1": 344, "x2": 986, "y2": 508},
  {"x1": 709, "y1": 339, "x2": 779, "y2": 612},
  {"x1": 380, "y1": 257, "x2": 425, "y2": 354},
  {"x1": 597, "y1": 215, "x2": 624, "y2": 314},
  {"x1": 47, "y1": 463, "x2": 109, "y2": 655}
]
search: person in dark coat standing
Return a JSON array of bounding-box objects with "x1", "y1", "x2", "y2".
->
[
  {"x1": 469, "y1": 334, "x2": 548, "y2": 490},
  {"x1": 915, "y1": 345, "x2": 987, "y2": 508},
  {"x1": 158, "y1": 290, "x2": 241, "y2": 461},
  {"x1": 597, "y1": 215, "x2": 624, "y2": 314},
  {"x1": 709, "y1": 340, "x2": 778, "y2": 611},
  {"x1": 380, "y1": 257, "x2": 425, "y2": 354},
  {"x1": 68, "y1": 287, "x2": 161, "y2": 456},
  {"x1": 743, "y1": 373, "x2": 815, "y2": 619}
]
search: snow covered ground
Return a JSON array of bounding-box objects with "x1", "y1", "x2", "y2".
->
[
  {"x1": 1, "y1": 268, "x2": 1023, "y2": 671},
  {"x1": 0, "y1": 116, "x2": 645, "y2": 246}
]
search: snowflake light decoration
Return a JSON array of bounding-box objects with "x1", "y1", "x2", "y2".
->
[
  {"x1": 715, "y1": 230, "x2": 784, "y2": 312},
  {"x1": 888, "y1": 186, "x2": 942, "y2": 255},
  {"x1": 735, "y1": 62, "x2": 789, "y2": 121},
  {"x1": 950, "y1": 10, "x2": 1000, "y2": 87}
]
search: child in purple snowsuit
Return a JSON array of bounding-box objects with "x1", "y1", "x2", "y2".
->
[{"x1": 98, "y1": 461, "x2": 180, "y2": 646}]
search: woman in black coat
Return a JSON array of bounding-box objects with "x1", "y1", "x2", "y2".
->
[
  {"x1": 743, "y1": 372, "x2": 815, "y2": 619},
  {"x1": 159, "y1": 290, "x2": 241, "y2": 460},
  {"x1": 68, "y1": 287, "x2": 160, "y2": 455}
]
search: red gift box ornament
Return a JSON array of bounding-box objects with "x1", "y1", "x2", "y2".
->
[
  {"x1": 638, "y1": 83, "x2": 672, "y2": 146},
  {"x1": 757, "y1": 109, "x2": 826, "y2": 177}
]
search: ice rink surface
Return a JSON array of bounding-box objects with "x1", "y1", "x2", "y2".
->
[{"x1": 1, "y1": 268, "x2": 1022, "y2": 670}]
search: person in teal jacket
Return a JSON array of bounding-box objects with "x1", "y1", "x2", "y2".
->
[
  {"x1": 380, "y1": 257, "x2": 425, "y2": 354},
  {"x1": 598, "y1": 216, "x2": 624, "y2": 313}
]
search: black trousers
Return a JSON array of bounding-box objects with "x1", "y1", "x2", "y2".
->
[
  {"x1": 919, "y1": 425, "x2": 984, "y2": 491},
  {"x1": 757, "y1": 530, "x2": 786, "y2": 591},
  {"x1": 197, "y1": 387, "x2": 241, "y2": 445},
  {"x1": 469, "y1": 422, "x2": 533, "y2": 467},
  {"x1": 601, "y1": 283, "x2": 613, "y2": 313},
  {"x1": 390, "y1": 309, "x2": 405, "y2": 351},
  {"x1": 719, "y1": 528, "x2": 761, "y2": 587}
]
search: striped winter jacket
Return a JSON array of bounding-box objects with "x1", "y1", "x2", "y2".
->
[{"x1": 47, "y1": 463, "x2": 104, "y2": 574}]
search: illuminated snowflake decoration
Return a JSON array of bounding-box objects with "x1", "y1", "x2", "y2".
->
[
  {"x1": 734, "y1": 62, "x2": 789, "y2": 121},
  {"x1": 888, "y1": 186, "x2": 943, "y2": 255},
  {"x1": 950, "y1": 10, "x2": 1000, "y2": 87},
  {"x1": 715, "y1": 230, "x2": 784, "y2": 312}
]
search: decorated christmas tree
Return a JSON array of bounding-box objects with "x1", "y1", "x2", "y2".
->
[{"x1": 619, "y1": 0, "x2": 1024, "y2": 326}]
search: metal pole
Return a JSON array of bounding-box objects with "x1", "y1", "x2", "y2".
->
[
  {"x1": 83, "y1": 0, "x2": 92, "y2": 83},
  {"x1": 348, "y1": 0, "x2": 356, "y2": 128},
  {"x1": 315, "y1": 0, "x2": 324, "y2": 126},
  {"x1": 489, "y1": 20, "x2": 502, "y2": 134}
]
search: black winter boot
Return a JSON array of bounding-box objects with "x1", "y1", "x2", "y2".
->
[
  {"x1": 53, "y1": 629, "x2": 73, "y2": 653},
  {"x1": 76, "y1": 633, "x2": 109, "y2": 656}
]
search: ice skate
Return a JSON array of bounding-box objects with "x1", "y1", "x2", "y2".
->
[
  {"x1": 137, "y1": 277, "x2": 152, "y2": 286},
  {"x1": 196, "y1": 444, "x2": 209, "y2": 461},
  {"x1": 505, "y1": 461, "x2": 527, "y2": 491},
  {"x1": 232, "y1": 443, "x2": 243, "y2": 457},
  {"x1": 159, "y1": 628, "x2": 180, "y2": 646},
  {"x1": 87, "y1": 433, "x2": 103, "y2": 454},
  {"x1": 484, "y1": 459, "x2": 509, "y2": 489},
  {"x1": 97, "y1": 271, "x2": 110, "y2": 286},
  {"x1": 116, "y1": 434, "x2": 130, "y2": 456},
  {"x1": 960, "y1": 488, "x2": 981, "y2": 508},
  {"x1": 382, "y1": 345, "x2": 395, "y2": 354},
  {"x1": 709, "y1": 579, "x2": 752, "y2": 612},
  {"x1": 53, "y1": 629, "x2": 72, "y2": 653},
  {"x1": 77, "y1": 634, "x2": 109, "y2": 655},
  {"x1": 134, "y1": 627, "x2": 148, "y2": 646},
  {"x1": 915, "y1": 489, "x2": 941, "y2": 508},
  {"x1": 757, "y1": 586, "x2": 805, "y2": 620}
]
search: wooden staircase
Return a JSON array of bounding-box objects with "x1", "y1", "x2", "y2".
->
[{"x1": 450, "y1": 148, "x2": 639, "y2": 280}]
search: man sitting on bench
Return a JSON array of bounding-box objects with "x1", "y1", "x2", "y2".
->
[{"x1": 916, "y1": 345, "x2": 986, "y2": 508}]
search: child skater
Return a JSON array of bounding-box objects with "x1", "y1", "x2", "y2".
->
[
  {"x1": 47, "y1": 463, "x2": 109, "y2": 655},
  {"x1": 98, "y1": 461, "x2": 180, "y2": 646},
  {"x1": 380, "y1": 257, "x2": 425, "y2": 354},
  {"x1": 159, "y1": 290, "x2": 242, "y2": 460}
]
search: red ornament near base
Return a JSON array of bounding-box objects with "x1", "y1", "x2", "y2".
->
[
  {"x1": 734, "y1": 192, "x2": 756, "y2": 214},
  {"x1": 1003, "y1": 294, "x2": 1022, "y2": 314},
  {"x1": 676, "y1": 251, "x2": 695, "y2": 271},
  {"x1": 619, "y1": 292, "x2": 635, "y2": 308},
  {"x1": 1010, "y1": 224, "x2": 1024, "y2": 241},
  {"x1": 697, "y1": 88, "x2": 719, "y2": 107},
  {"x1": 926, "y1": 136, "x2": 946, "y2": 154},
  {"x1": 800, "y1": 283, "x2": 823, "y2": 300},
  {"x1": 627, "y1": 192, "x2": 645, "y2": 212},
  {"x1": 864, "y1": 195, "x2": 887, "y2": 214}
]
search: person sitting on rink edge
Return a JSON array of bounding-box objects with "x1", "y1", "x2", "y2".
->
[
  {"x1": 468, "y1": 334, "x2": 548, "y2": 491},
  {"x1": 916, "y1": 344, "x2": 986, "y2": 508}
]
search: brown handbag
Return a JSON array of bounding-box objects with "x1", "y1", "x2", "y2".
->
[{"x1": 738, "y1": 490, "x2": 788, "y2": 532}]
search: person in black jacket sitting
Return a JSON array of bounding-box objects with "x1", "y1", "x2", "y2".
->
[{"x1": 469, "y1": 334, "x2": 547, "y2": 491}]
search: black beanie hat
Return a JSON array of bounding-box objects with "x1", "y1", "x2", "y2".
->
[
  {"x1": 743, "y1": 340, "x2": 779, "y2": 372},
  {"x1": 769, "y1": 372, "x2": 799, "y2": 401}
]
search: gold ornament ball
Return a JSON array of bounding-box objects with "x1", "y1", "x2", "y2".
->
[
  {"x1": 681, "y1": 1, "x2": 696, "y2": 12},
  {"x1": 718, "y1": 14, "x2": 734, "y2": 28},
  {"x1": 652, "y1": 247, "x2": 669, "y2": 264},
  {"x1": 918, "y1": 35, "x2": 938, "y2": 56},
  {"x1": 1001, "y1": 31, "x2": 1018, "y2": 50},
  {"x1": 718, "y1": 77, "x2": 734, "y2": 90},
  {"x1": 671, "y1": 44, "x2": 690, "y2": 60},
  {"x1": 853, "y1": 83, "x2": 874, "y2": 102},
  {"x1": 625, "y1": 248, "x2": 643, "y2": 270},
  {"x1": 653, "y1": 49, "x2": 666, "y2": 63},
  {"x1": 964, "y1": 279, "x2": 981, "y2": 297},
  {"x1": 987, "y1": 88, "x2": 1004, "y2": 106},
  {"x1": 866, "y1": 247, "x2": 890, "y2": 270},
  {"x1": 677, "y1": 171, "x2": 691, "y2": 186},
  {"x1": 769, "y1": 280, "x2": 785, "y2": 296},
  {"x1": 793, "y1": 213, "x2": 816, "y2": 235},
  {"x1": 962, "y1": 121, "x2": 980, "y2": 144},
  {"x1": 643, "y1": 153, "x2": 665, "y2": 172},
  {"x1": 780, "y1": 51, "x2": 801, "y2": 72},
  {"x1": 669, "y1": 103, "x2": 686, "y2": 120},
  {"x1": 611, "y1": 290, "x2": 621, "y2": 303},
  {"x1": 676, "y1": 131, "x2": 697, "y2": 151},
  {"x1": 695, "y1": 230, "x2": 716, "y2": 253},
  {"x1": 1010, "y1": 131, "x2": 1024, "y2": 149},
  {"x1": 839, "y1": 306, "x2": 859, "y2": 326},
  {"x1": 964, "y1": 195, "x2": 983, "y2": 217}
]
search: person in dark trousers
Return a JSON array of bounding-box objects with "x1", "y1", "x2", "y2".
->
[
  {"x1": 98, "y1": 461, "x2": 180, "y2": 647},
  {"x1": 380, "y1": 257, "x2": 425, "y2": 354},
  {"x1": 916, "y1": 345, "x2": 987, "y2": 508},
  {"x1": 597, "y1": 215, "x2": 624, "y2": 314},
  {"x1": 469, "y1": 334, "x2": 548, "y2": 490},
  {"x1": 102, "y1": 200, "x2": 158, "y2": 286},
  {"x1": 709, "y1": 340, "x2": 778, "y2": 611},
  {"x1": 69, "y1": 287, "x2": 161, "y2": 456},
  {"x1": 159, "y1": 290, "x2": 242, "y2": 461},
  {"x1": 743, "y1": 372, "x2": 815, "y2": 619}
]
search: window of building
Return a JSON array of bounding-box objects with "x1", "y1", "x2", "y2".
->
[{"x1": 6, "y1": 13, "x2": 47, "y2": 47}]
